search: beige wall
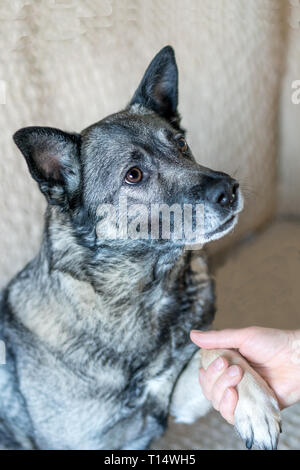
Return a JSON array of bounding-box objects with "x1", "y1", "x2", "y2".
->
[{"x1": 0, "y1": 0, "x2": 290, "y2": 287}]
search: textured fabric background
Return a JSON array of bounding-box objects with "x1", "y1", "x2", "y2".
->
[{"x1": 0, "y1": 0, "x2": 287, "y2": 287}]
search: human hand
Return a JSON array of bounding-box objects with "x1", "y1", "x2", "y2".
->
[{"x1": 190, "y1": 327, "x2": 300, "y2": 425}]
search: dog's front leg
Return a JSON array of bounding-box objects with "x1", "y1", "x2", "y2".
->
[
  {"x1": 170, "y1": 348, "x2": 281, "y2": 449},
  {"x1": 170, "y1": 350, "x2": 212, "y2": 424},
  {"x1": 200, "y1": 349, "x2": 281, "y2": 450}
]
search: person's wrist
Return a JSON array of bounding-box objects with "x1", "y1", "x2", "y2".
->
[{"x1": 287, "y1": 330, "x2": 300, "y2": 406}]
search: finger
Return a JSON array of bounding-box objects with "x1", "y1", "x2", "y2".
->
[
  {"x1": 198, "y1": 356, "x2": 229, "y2": 401},
  {"x1": 219, "y1": 387, "x2": 239, "y2": 425},
  {"x1": 210, "y1": 365, "x2": 243, "y2": 411},
  {"x1": 190, "y1": 328, "x2": 254, "y2": 350}
]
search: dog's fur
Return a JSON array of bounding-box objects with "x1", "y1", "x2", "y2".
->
[{"x1": 0, "y1": 47, "x2": 280, "y2": 450}]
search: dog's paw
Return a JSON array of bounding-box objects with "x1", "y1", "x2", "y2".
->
[
  {"x1": 234, "y1": 371, "x2": 281, "y2": 450},
  {"x1": 200, "y1": 348, "x2": 282, "y2": 450}
]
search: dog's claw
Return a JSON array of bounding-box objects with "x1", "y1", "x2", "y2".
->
[
  {"x1": 245, "y1": 429, "x2": 254, "y2": 450},
  {"x1": 245, "y1": 439, "x2": 253, "y2": 450}
]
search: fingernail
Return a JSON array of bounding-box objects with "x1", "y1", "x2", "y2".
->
[
  {"x1": 214, "y1": 357, "x2": 225, "y2": 371},
  {"x1": 190, "y1": 330, "x2": 203, "y2": 338},
  {"x1": 191, "y1": 329, "x2": 216, "y2": 338},
  {"x1": 228, "y1": 365, "x2": 240, "y2": 377}
]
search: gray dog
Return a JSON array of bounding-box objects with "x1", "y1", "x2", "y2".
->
[{"x1": 0, "y1": 46, "x2": 281, "y2": 450}]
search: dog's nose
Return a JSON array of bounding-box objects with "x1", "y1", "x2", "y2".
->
[{"x1": 206, "y1": 178, "x2": 239, "y2": 208}]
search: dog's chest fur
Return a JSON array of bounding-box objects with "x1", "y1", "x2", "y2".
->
[{"x1": 0, "y1": 214, "x2": 215, "y2": 449}]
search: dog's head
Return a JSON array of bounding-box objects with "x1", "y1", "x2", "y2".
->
[{"x1": 13, "y1": 46, "x2": 243, "y2": 247}]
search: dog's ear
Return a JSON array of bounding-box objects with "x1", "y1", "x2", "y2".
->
[
  {"x1": 13, "y1": 126, "x2": 81, "y2": 206},
  {"x1": 129, "y1": 46, "x2": 180, "y2": 127}
]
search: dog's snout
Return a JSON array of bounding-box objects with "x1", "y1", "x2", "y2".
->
[{"x1": 206, "y1": 178, "x2": 239, "y2": 208}]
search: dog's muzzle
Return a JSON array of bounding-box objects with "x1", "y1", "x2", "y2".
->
[
  {"x1": 204, "y1": 175, "x2": 239, "y2": 209},
  {"x1": 190, "y1": 172, "x2": 244, "y2": 242}
]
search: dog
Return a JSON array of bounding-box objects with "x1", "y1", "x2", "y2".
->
[{"x1": 0, "y1": 46, "x2": 281, "y2": 450}]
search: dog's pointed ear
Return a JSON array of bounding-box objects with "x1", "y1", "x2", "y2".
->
[
  {"x1": 13, "y1": 126, "x2": 81, "y2": 205},
  {"x1": 129, "y1": 46, "x2": 180, "y2": 127}
]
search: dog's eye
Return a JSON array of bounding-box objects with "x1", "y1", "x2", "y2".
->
[
  {"x1": 125, "y1": 167, "x2": 143, "y2": 184},
  {"x1": 177, "y1": 137, "x2": 188, "y2": 152}
]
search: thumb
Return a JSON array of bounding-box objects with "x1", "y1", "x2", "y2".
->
[{"x1": 190, "y1": 328, "x2": 253, "y2": 351}]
